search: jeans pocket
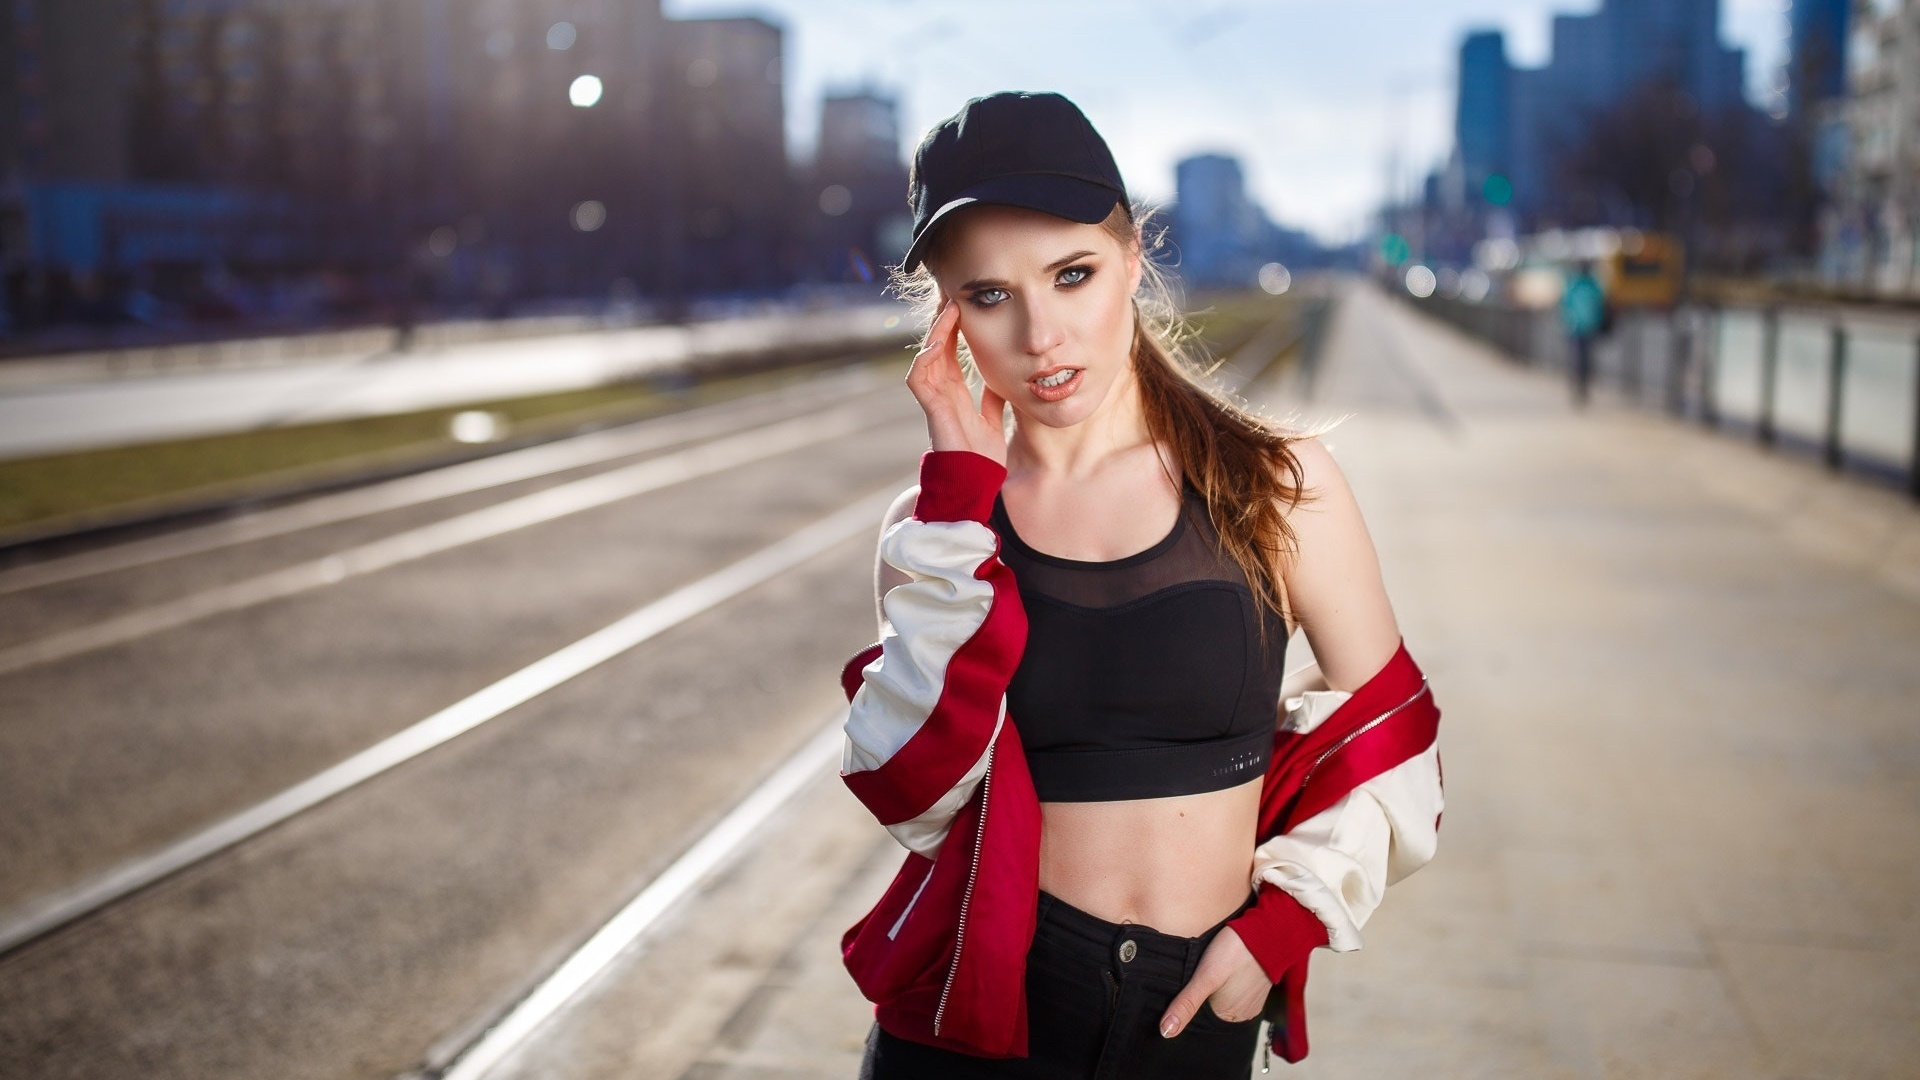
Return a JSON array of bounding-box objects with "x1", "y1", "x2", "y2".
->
[{"x1": 1188, "y1": 995, "x2": 1263, "y2": 1033}]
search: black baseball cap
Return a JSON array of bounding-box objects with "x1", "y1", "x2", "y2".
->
[{"x1": 902, "y1": 90, "x2": 1132, "y2": 274}]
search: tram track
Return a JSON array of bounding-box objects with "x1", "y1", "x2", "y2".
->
[
  {"x1": 0, "y1": 357, "x2": 921, "y2": 937},
  {"x1": 0, "y1": 434, "x2": 917, "y2": 1078},
  {"x1": 0, "y1": 406, "x2": 891, "y2": 677},
  {"x1": 0, "y1": 479, "x2": 902, "y2": 957}
]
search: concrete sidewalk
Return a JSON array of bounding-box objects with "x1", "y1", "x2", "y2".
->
[{"x1": 488, "y1": 279, "x2": 1920, "y2": 1080}]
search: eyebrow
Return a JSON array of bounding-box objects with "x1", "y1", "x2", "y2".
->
[{"x1": 959, "y1": 250, "x2": 1099, "y2": 293}]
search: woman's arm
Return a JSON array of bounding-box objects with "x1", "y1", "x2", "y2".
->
[
  {"x1": 1279, "y1": 659, "x2": 1328, "y2": 705},
  {"x1": 838, "y1": 450, "x2": 1024, "y2": 862},
  {"x1": 1163, "y1": 435, "x2": 1443, "y2": 1035},
  {"x1": 1230, "y1": 435, "x2": 1442, "y2": 959},
  {"x1": 840, "y1": 297, "x2": 1024, "y2": 860},
  {"x1": 1277, "y1": 436, "x2": 1403, "y2": 690}
]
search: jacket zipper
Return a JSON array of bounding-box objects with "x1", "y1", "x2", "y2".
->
[
  {"x1": 1295, "y1": 679, "x2": 1430, "y2": 792},
  {"x1": 932, "y1": 737, "x2": 993, "y2": 1037}
]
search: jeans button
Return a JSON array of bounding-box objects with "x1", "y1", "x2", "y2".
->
[{"x1": 1118, "y1": 939, "x2": 1137, "y2": 963}]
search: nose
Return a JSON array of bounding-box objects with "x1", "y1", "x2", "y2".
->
[{"x1": 1020, "y1": 296, "x2": 1066, "y2": 357}]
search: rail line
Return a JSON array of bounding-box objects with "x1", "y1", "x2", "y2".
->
[
  {"x1": 0, "y1": 478, "x2": 906, "y2": 958},
  {"x1": 0, "y1": 408, "x2": 907, "y2": 677}
]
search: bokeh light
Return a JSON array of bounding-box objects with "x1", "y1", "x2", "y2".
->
[
  {"x1": 569, "y1": 75, "x2": 604, "y2": 108},
  {"x1": 448, "y1": 411, "x2": 506, "y2": 444},
  {"x1": 571, "y1": 200, "x2": 607, "y2": 232},
  {"x1": 818, "y1": 185, "x2": 852, "y2": 216},
  {"x1": 1404, "y1": 264, "x2": 1437, "y2": 298}
]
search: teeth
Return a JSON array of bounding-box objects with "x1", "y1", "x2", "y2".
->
[{"x1": 1035, "y1": 369, "x2": 1077, "y2": 388}]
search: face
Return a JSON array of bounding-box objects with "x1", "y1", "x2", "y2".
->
[{"x1": 928, "y1": 204, "x2": 1143, "y2": 428}]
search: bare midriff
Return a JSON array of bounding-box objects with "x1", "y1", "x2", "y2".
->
[{"x1": 1036, "y1": 774, "x2": 1262, "y2": 937}]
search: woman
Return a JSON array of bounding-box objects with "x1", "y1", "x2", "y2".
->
[{"x1": 838, "y1": 91, "x2": 1443, "y2": 1079}]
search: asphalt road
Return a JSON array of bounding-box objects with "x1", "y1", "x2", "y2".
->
[{"x1": 0, "y1": 358, "x2": 927, "y2": 1079}]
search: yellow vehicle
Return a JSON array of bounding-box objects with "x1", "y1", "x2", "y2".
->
[{"x1": 1598, "y1": 231, "x2": 1684, "y2": 309}]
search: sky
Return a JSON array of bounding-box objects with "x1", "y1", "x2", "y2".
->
[{"x1": 664, "y1": 0, "x2": 1792, "y2": 247}]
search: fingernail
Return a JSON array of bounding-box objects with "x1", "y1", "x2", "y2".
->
[{"x1": 1161, "y1": 1018, "x2": 1177, "y2": 1038}]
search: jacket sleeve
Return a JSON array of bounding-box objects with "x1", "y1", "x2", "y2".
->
[
  {"x1": 838, "y1": 449, "x2": 1024, "y2": 862},
  {"x1": 1224, "y1": 688, "x2": 1445, "y2": 981}
]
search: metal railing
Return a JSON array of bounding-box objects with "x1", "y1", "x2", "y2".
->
[{"x1": 1408, "y1": 292, "x2": 1920, "y2": 500}]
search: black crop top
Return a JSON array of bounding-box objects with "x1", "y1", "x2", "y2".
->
[{"x1": 990, "y1": 480, "x2": 1287, "y2": 802}]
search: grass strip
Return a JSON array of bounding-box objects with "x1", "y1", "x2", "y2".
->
[{"x1": 0, "y1": 350, "x2": 907, "y2": 542}]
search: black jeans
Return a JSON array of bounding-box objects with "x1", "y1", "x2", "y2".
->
[{"x1": 858, "y1": 887, "x2": 1264, "y2": 1079}]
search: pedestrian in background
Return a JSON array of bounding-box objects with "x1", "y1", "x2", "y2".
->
[
  {"x1": 838, "y1": 90, "x2": 1444, "y2": 1079},
  {"x1": 1561, "y1": 259, "x2": 1607, "y2": 407}
]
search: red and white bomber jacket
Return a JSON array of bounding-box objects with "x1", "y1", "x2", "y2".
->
[{"x1": 835, "y1": 448, "x2": 1444, "y2": 1063}]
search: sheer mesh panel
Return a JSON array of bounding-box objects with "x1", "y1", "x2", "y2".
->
[{"x1": 989, "y1": 484, "x2": 1249, "y2": 609}]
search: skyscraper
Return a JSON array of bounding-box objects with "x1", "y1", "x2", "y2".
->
[
  {"x1": 1172, "y1": 153, "x2": 1272, "y2": 287},
  {"x1": 656, "y1": 16, "x2": 790, "y2": 297},
  {"x1": 805, "y1": 87, "x2": 910, "y2": 281},
  {"x1": 1, "y1": 0, "x2": 133, "y2": 184},
  {"x1": 1455, "y1": 0, "x2": 1753, "y2": 221},
  {"x1": 1788, "y1": 0, "x2": 1851, "y2": 119},
  {"x1": 1455, "y1": 31, "x2": 1512, "y2": 203}
]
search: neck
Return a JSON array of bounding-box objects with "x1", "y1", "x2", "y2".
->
[{"x1": 1005, "y1": 358, "x2": 1157, "y2": 482}]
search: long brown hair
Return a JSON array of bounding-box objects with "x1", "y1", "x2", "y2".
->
[{"x1": 886, "y1": 200, "x2": 1339, "y2": 642}]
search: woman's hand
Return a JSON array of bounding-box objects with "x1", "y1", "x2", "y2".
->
[
  {"x1": 1158, "y1": 927, "x2": 1270, "y2": 1038},
  {"x1": 905, "y1": 298, "x2": 1007, "y2": 465}
]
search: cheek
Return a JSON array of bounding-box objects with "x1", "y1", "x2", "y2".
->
[
  {"x1": 1085, "y1": 282, "x2": 1134, "y2": 360},
  {"x1": 957, "y1": 317, "x2": 1020, "y2": 387}
]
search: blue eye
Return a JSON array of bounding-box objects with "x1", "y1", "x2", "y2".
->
[{"x1": 966, "y1": 265, "x2": 1095, "y2": 309}]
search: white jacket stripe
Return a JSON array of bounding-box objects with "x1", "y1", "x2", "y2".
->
[{"x1": 842, "y1": 516, "x2": 1004, "y2": 858}]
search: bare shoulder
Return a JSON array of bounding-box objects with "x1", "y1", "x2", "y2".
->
[
  {"x1": 1274, "y1": 434, "x2": 1370, "y2": 548},
  {"x1": 1285, "y1": 434, "x2": 1356, "y2": 506}
]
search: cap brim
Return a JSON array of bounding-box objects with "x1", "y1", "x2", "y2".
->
[{"x1": 902, "y1": 173, "x2": 1125, "y2": 273}]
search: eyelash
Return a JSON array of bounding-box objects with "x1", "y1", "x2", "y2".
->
[{"x1": 967, "y1": 265, "x2": 1095, "y2": 308}]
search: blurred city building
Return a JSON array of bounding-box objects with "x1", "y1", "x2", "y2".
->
[
  {"x1": 1815, "y1": 0, "x2": 1917, "y2": 296},
  {"x1": 794, "y1": 86, "x2": 911, "y2": 289},
  {"x1": 654, "y1": 15, "x2": 787, "y2": 306},
  {"x1": 1451, "y1": 0, "x2": 1755, "y2": 222},
  {"x1": 1160, "y1": 153, "x2": 1332, "y2": 290},
  {"x1": 1381, "y1": 0, "x2": 1824, "y2": 289},
  {"x1": 1789, "y1": 0, "x2": 1854, "y2": 121},
  {"x1": 0, "y1": 0, "x2": 912, "y2": 337}
]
